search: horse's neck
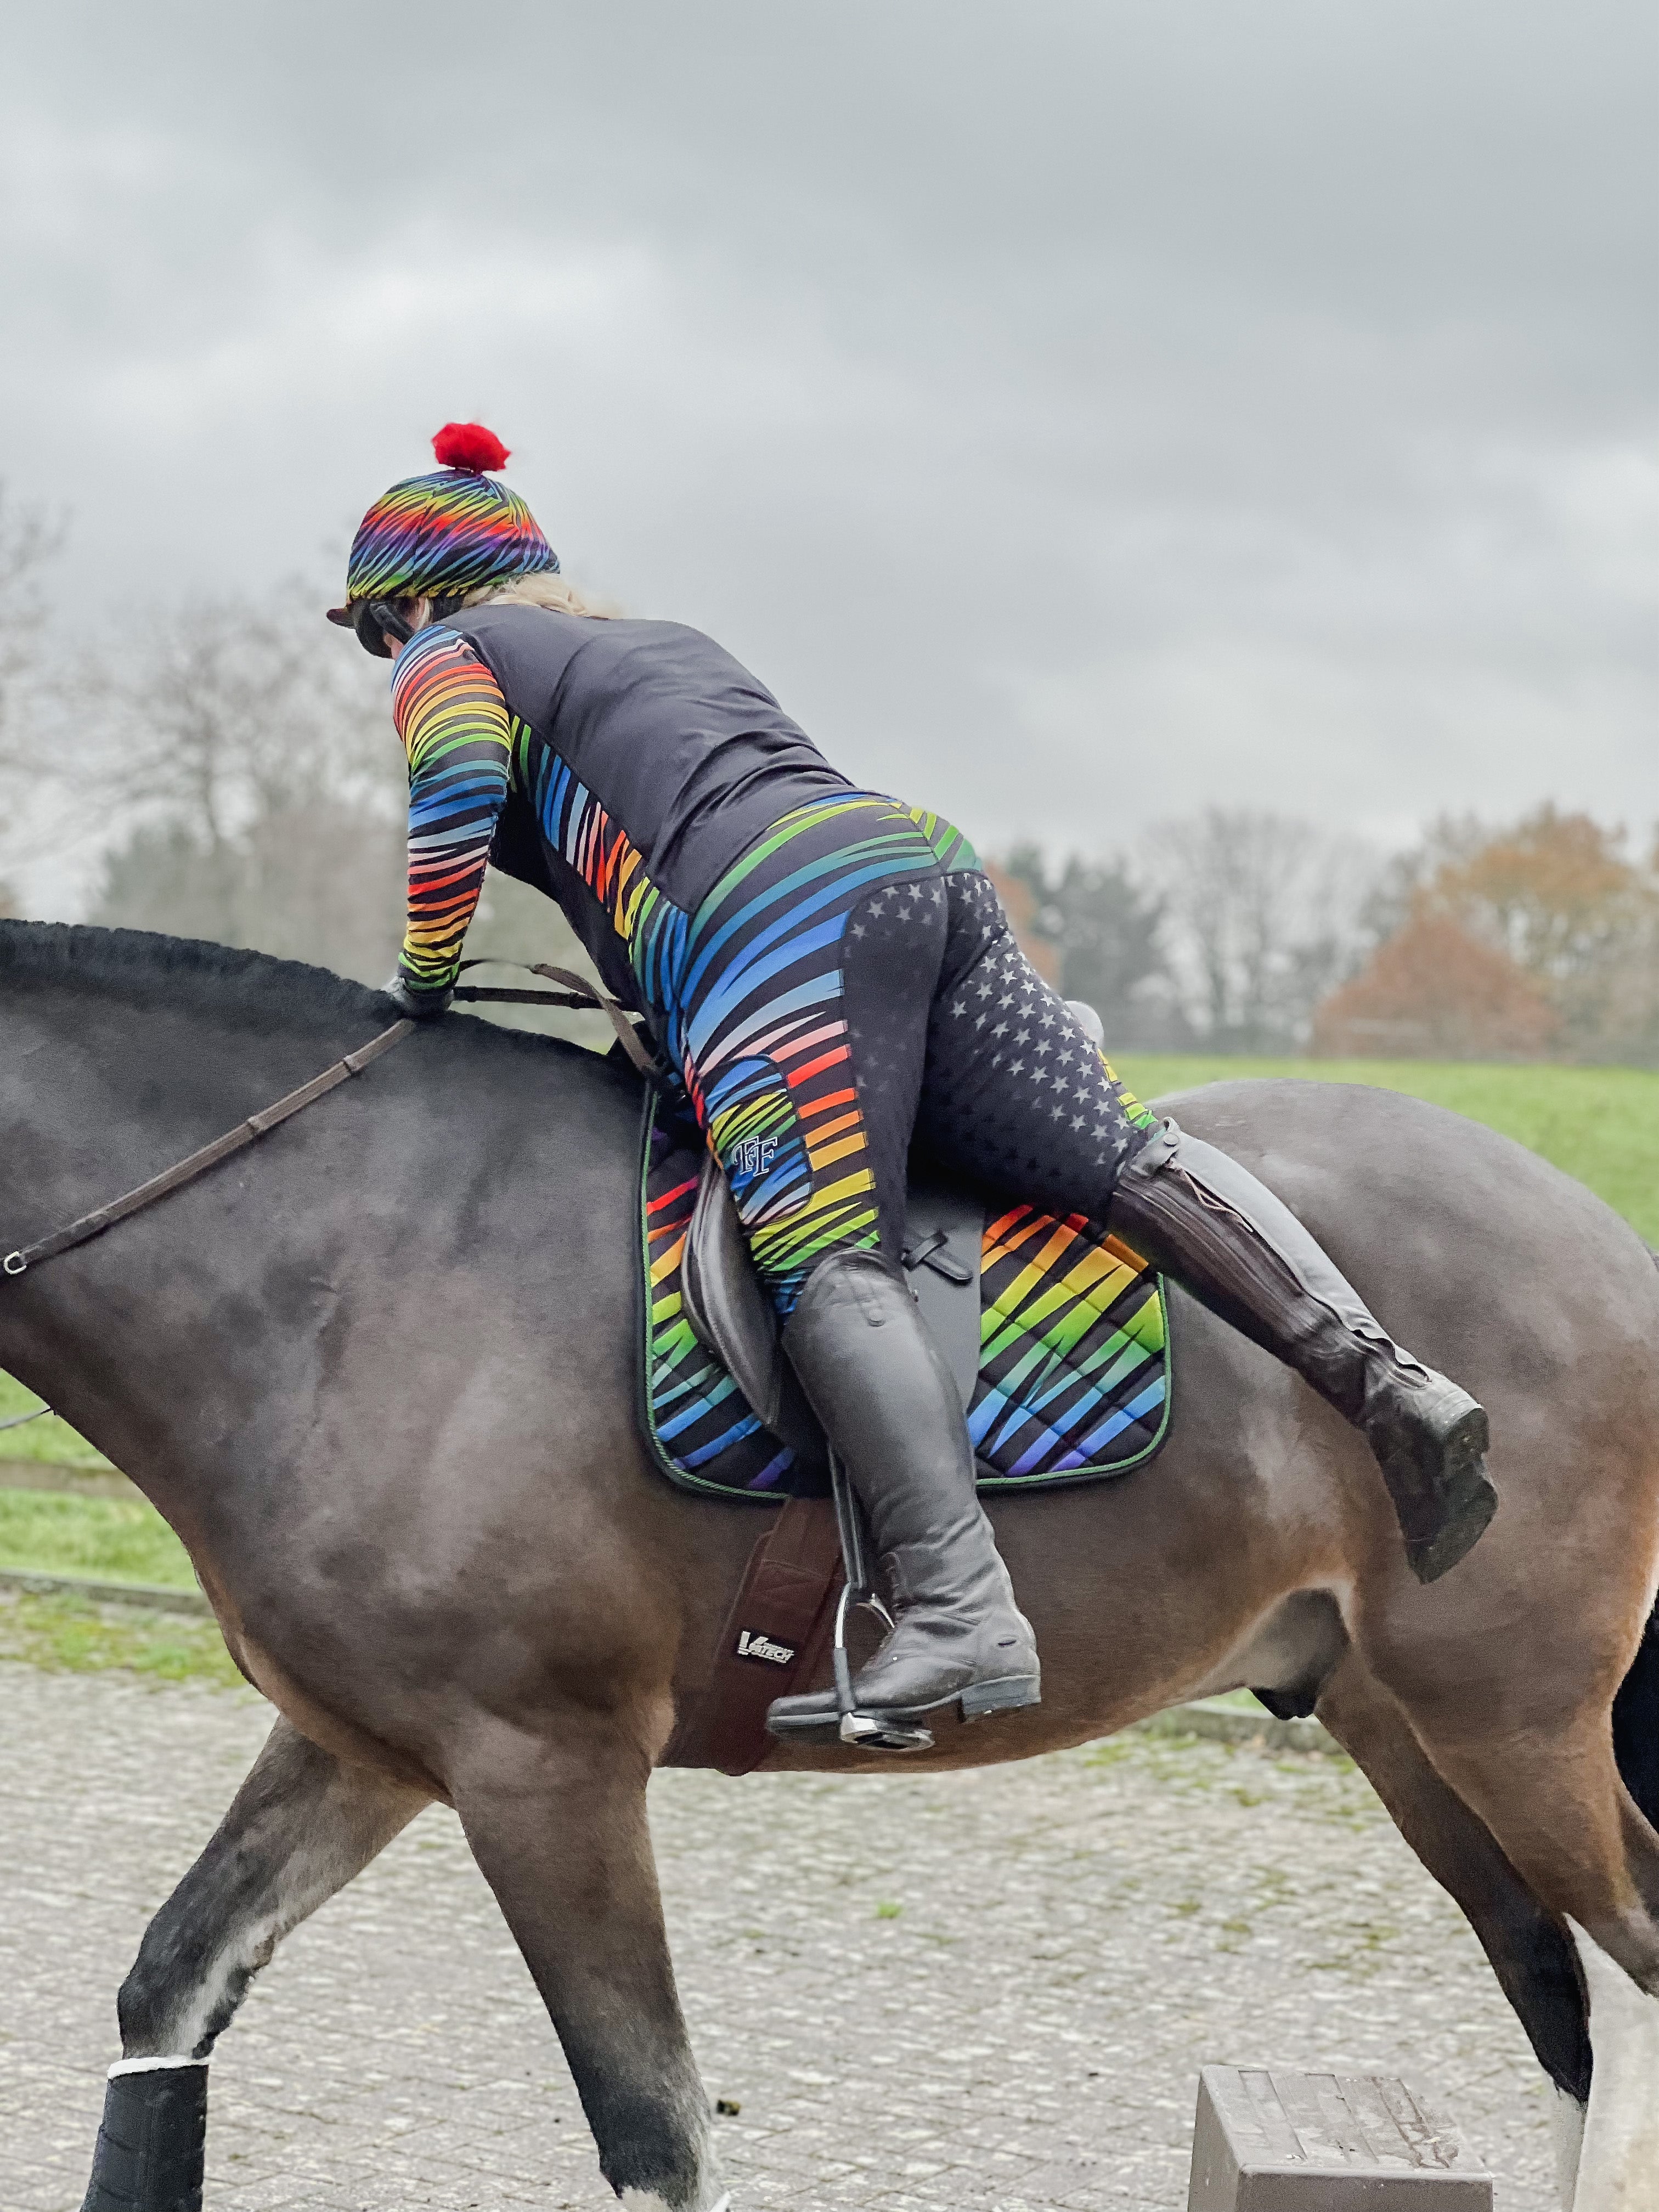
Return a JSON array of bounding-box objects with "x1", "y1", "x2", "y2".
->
[
  {"x1": 1, "y1": 985, "x2": 393, "y2": 1508},
  {"x1": 3, "y1": 973, "x2": 631, "y2": 1527}
]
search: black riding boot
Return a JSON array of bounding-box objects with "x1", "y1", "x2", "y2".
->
[
  {"x1": 1111, "y1": 1122, "x2": 1497, "y2": 1583},
  {"x1": 765, "y1": 1250, "x2": 1040, "y2": 1739}
]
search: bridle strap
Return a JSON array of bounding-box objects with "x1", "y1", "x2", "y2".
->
[
  {"x1": 451, "y1": 960, "x2": 664, "y2": 1082},
  {"x1": 3, "y1": 965, "x2": 669, "y2": 1283},
  {"x1": 2, "y1": 1020, "x2": 415, "y2": 1280}
]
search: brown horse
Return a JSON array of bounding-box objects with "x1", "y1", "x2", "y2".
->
[{"x1": 3, "y1": 920, "x2": 1657, "y2": 2211}]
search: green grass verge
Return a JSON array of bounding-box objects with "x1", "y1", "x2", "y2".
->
[
  {"x1": 0, "y1": 1370, "x2": 112, "y2": 1468},
  {"x1": 0, "y1": 1588, "x2": 244, "y2": 1688},
  {"x1": 0, "y1": 1490, "x2": 197, "y2": 1588},
  {"x1": 1116, "y1": 1054, "x2": 1659, "y2": 1247}
]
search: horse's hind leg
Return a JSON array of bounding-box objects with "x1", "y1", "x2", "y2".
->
[
  {"x1": 449, "y1": 1714, "x2": 727, "y2": 2212},
  {"x1": 1397, "y1": 1707, "x2": 1659, "y2": 2209},
  {"x1": 1317, "y1": 1651, "x2": 1592, "y2": 2204},
  {"x1": 82, "y1": 1716, "x2": 427, "y2": 2211}
]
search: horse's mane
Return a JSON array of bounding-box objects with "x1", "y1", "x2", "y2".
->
[
  {"x1": 0, "y1": 919, "x2": 387, "y2": 1025},
  {"x1": 0, "y1": 919, "x2": 642, "y2": 1094},
  {"x1": 0, "y1": 920, "x2": 619, "y2": 1083}
]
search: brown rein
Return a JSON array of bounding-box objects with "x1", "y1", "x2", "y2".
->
[
  {"x1": 2, "y1": 962, "x2": 659, "y2": 1282},
  {"x1": 2, "y1": 1020, "x2": 415, "y2": 1280}
]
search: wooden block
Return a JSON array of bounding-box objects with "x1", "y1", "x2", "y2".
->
[{"x1": 1188, "y1": 2066, "x2": 1494, "y2": 2211}]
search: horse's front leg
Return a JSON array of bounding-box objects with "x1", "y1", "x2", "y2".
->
[
  {"x1": 81, "y1": 1714, "x2": 429, "y2": 2211},
  {"x1": 450, "y1": 1712, "x2": 727, "y2": 2212}
]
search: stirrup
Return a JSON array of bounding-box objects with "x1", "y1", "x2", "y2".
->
[{"x1": 826, "y1": 1452, "x2": 934, "y2": 1754}]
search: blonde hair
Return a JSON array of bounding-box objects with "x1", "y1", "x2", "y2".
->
[{"x1": 460, "y1": 570, "x2": 616, "y2": 620}]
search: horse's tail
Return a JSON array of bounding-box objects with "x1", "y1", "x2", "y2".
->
[
  {"x1": 1614, "y1": 1605, "x2": 1659, "y2": 1830},
  {"x1": 1612, "y1": 1247, "x2": 1659, "y2": 1828}
]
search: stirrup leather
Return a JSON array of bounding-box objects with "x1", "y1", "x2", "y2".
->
[{"x1": 825, "y1": 1451, "x2": 934, "y2": 1754}]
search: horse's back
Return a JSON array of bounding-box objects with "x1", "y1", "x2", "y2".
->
[
  {"x1": 1163, "y1": 1075, "x2": 1656, "y2": 1323},
  {"x1": 1165, "y1": 1077, "x2": 1659, "y2": 1685}
]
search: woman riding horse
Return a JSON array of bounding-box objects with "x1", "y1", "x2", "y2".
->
[{"x1": 331, "y1": 421, "x2": 1497, "y2": 1745}]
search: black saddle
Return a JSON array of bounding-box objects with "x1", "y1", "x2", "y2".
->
[{"x1": 679, "y1": 1155, "x2": 985, "y2": 1477}]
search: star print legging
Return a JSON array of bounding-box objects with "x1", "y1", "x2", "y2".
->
[{"x1": 668, "y1": 793, "x2": 1163, "y2": 1317}]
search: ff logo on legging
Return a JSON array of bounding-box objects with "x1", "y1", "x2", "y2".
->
[
  {"x1": 709, "y1": 1056, "x2": 814, "y2": 1238},
  {"x1": 729, "y1": 1135, "x2": 779, "y2": 1178}
]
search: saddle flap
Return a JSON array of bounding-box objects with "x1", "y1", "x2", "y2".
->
[
  {"x1": 680, "y1": 1150, "x2": 985, "y2": 1442},
  {"x1": 681, "y1": 1154, "x2": 829, "y2": 1472},
  {"x1": 682, "y1": 1150, "x2": 787, "y2": 1430}
]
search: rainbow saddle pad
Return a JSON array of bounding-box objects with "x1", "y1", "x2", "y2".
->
[{"x1": 636, "y1": 1090, "x2": 1173, "y2": 1500}]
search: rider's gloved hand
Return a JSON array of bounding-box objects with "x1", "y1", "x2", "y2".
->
[{"x1": 383, "y1": 974, "x2": 453, "y2": 1019}]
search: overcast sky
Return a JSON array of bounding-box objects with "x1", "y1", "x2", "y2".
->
[{"x1": 3, "y1": 0, "x2": 1654, "y2": 907}]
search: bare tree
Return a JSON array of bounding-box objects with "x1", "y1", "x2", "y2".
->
[
  {"x1": 85, "y1": 585, "x2": 411, "y2": 981},
  {"x1": 0, "y1": 485, "x2": 67, "y2": 903},
  {"x1": 80, "y1": 587, "x2": 606, "y2": 1022},
  {"x1": 1145, "y1": 809, "x2": 1378, "y2": 1051}
]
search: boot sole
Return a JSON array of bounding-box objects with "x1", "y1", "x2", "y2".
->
[
  {"x1": 1406, "y1": 1404, "x2": 1498, "y2": 1584},
  {"x1": 957, "y1": 1674, "x2": 1043, "y2": 1721}
]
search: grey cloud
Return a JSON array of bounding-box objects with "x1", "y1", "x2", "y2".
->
[{"x1": 1, "y1": 0, "x2": 1653, "y2": 900}]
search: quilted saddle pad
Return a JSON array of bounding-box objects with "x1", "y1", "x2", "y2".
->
[{"x1": 637, "y1": 1092, "x2": 1172, "y2": 1499}]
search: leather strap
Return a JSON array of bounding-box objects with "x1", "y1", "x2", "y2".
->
[
  {"x1": 661, "y1": 1496, "x2": 843, "y2": 1775},
  {"x1": 452, "y1": 959, "x2": 663, "y2": 1082},
  {"x1": 2, "y1": 1021, "x2": 414, "y2": 1280},
  {"x1": 901, "y1": 1176, "x2": 984, "y2": 1408}
]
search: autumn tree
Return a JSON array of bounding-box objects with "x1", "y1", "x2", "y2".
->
[
  {"x1": 1318, "y1": 806, "x2": 1659, "y2": 1064},
  {"x1": 1427, "y1": 807, "x2": 1658, "y2": 1059},
  {"x1": 1314, "y1": 901, "x2": 1559, "y2": 1058}
]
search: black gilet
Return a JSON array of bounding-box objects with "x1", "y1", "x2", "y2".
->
[{"x1": 448, "y1": 601, "x2": 851, "y2": 1013}]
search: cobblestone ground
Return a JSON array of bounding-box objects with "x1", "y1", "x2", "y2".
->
[{"x1": 2, "y1": 1664, "x2": 1556, "y2": 2211}]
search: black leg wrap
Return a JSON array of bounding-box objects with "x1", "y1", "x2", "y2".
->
[{"x1": 81, "y1": 2060, "x2": 207, "y2": 2212}]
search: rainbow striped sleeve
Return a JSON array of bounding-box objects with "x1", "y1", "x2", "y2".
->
[{"x1": 391, "y1": 625, "x2": 513, "y2": 994}]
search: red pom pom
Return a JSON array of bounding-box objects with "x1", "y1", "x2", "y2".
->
[{"x1": 432, "y1": 421, "x2": 510, "y2": 473}]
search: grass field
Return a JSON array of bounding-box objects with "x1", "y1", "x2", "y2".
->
[
  {"x1": 0, "y1": 1372, "x2": 113, "y2": 1468},
  {"x1": 0, "y1": 1490, "x2": 196, "y2": 1587},
  {"x1": 0, "y1": 1588, "x2": 246, "y2": 1685},
  {"x1": 1115, "y1": 1055, "x2": 1659, "y2": 1247},
  {"x1": 1, "y1": 1052, "x2": 1654, "y2": 1658}
]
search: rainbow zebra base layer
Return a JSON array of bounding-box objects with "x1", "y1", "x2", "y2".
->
[{"x1": 638, "y1": 1093, "x2": 1173, "y2": 1498}]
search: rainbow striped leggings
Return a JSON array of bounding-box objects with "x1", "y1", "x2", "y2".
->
[{"x1": 659, "y1": 794, "x2": 1161, "y2": 1317}]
